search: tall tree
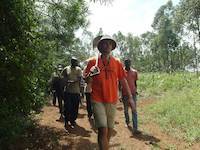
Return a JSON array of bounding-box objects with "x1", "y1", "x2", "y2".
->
[
  {"x1": 152, "y1": 0, "x2": 180, "y2": 72},
  {"x1": 140, "y1": 32, "x2": 157, "y2": 71},
  {"x1": 113, "y1": 31, "x2": 127, "y2": 60},
  {"x1": 38, "y1": 0, "x2": 89, "y2": 65},
  {"x1": 174, "y1": 0, "x2": 200, "y2": 74}
]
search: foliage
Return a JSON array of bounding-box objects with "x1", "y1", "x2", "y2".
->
[
  {"x1": 1, "y1": 0, "x2": 200, "y2": 147},
  {"x1": 0, "y1": 0, "x2": 88, "y2": 147},
  {"x1": 174, "y1": 0, "x2": 200, "y2": 74},
  {"x1": 112, "y1": 0, "x2": 198, "y2": 73},
  {"x1": 37, "y1": 0, "x2": 89, "y2": 65},
  {"x1": 151, "y1": 1, "x2": 180, "y2": 72},
  {"x1": 0, "y1": 0, "x2": 41, "y2": 146}
]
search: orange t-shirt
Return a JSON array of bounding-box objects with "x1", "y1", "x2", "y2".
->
[{"x1": 85, "y1": 56, "x2": 126, "y2": 104}]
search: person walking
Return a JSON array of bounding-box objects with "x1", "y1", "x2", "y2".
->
[
  {"x1": 121, "y1": 59, "x2": 141, "y2": 134},
  {"x1": 84, "y1": 35, "x2": 135, "y2": 150},
  {"x1": 62, "y1": 57, "x2": 82, "y2": 129},
  {"x1": 50, "y1": 65, "x2": 64, "y2": 120}
]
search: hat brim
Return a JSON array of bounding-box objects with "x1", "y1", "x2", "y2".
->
[
  {"x1": 97, "y1": 38, "x2": 116, "y2": 51},
  {"x1": 93, "y1": 35, "x2": 103, "y2": 49}
]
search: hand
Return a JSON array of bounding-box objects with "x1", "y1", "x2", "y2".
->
[
  {"x1": 89, "y1": 66, "x2": 100, "y2": 76},
  {"x1": 128, "y1": 97, "x2": 136, "y2": 112},
  {"x1": 85, "y1": 76, "x2": 93, "y2": 83}
]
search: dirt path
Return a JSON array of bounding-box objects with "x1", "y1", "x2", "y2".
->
[{"x1": 14, "y1": 99, "x2": 199, "y2": 150}]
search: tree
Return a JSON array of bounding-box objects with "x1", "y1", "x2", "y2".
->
[
  {"x1": 0, "y1": 0, "x2": 41, "y2": 146},
  {"x1": 174, "y1": 0, "x2": 200, "y2": 74},
  {"x1": 38, "y1": 0, "x2": 89, "y2": 65},
  {"x1": 140, "y1": 32, "x2": 157, "y2": 71},
  {"x1": 113, "y1": 31, "x2": 127, "y2": 59},
  {"x1": 152, "y1": 0, "x2": 180, "y2": 72},
  {"x1": 0, "y1": 0, "x2": 89, "y2": 147}
]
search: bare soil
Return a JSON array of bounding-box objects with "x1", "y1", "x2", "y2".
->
[{"x1": 13, "y1": 98, "x2": 200, "y2": 150}]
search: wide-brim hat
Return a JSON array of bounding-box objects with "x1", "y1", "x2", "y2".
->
[
  {"x1": 97, "y1": 35, "x2": 117, "y2": 51},
  {"x1": 93, "y1": 35, "x2": 103, "y2": 49}
]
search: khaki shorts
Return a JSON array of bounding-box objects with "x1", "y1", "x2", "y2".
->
[{"x1": 92, "y1": 100, "x2": 116, "y2": 128}]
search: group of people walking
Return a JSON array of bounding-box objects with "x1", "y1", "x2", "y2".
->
[{"x1": 49, "y1": 35, "x2": 140, "y2": 150}]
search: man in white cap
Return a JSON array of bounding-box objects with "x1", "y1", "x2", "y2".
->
[
  {"x1": 62, "y1": 57, "x2": 82, "y2": 129},
  {"x1": 84, "y1": 35, "x2": 135, "y2": 150}
]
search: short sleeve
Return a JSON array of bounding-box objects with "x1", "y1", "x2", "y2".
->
[{"x1": 85, "y1": 59, "x2": 95, "y2": 76}]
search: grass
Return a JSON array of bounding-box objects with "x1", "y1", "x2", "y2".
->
[{"x1": 138, "y1": 72, "x2": 200, "y2": 142}]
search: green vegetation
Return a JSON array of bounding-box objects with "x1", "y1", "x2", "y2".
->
[
  {"x1": 139, "y1": 73, "x2": 200, "y2": 142},
  {"x1": 0, "y1": 0, "x2": 200, "y2": 148},
  {"x1": 0, "y1": 0, "x2": 88, "y2": 147}
]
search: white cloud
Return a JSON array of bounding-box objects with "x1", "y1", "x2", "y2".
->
[{"x1": 87, "y1": 0, "x2": 180, "y2": 36}]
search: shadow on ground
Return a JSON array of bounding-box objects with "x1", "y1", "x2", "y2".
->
[
  {"x1": 128, "y1": 126, "x2": 160, "y2": 144},
  {"x1": 8, "y1": 123, "x2": 94, "y2": 150},
  {"x1": 9, "y1": 125, "x2": 64, "y2": 150},
  {"x1": 62, "y1": 137, "x2": 98, "y2": 150},
  {"x1": 65, "y1": 124, "x2": 92, "y2": 137}
]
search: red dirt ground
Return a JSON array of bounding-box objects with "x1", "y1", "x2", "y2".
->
[{"x1": 12, "y1": 98, "x2": 200, "y2": 150}]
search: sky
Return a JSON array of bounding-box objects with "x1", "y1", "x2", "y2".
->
[{"x1": 86, "y1": 0, "x2": 180, "y2": 36}]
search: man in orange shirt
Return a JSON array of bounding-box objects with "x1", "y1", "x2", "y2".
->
[
  {"x1": 121, "y1": 59, "x2": 140, "y2": 134},
  {"x1": 85, "y1": 35, "x2": 135, "y2": 150}
]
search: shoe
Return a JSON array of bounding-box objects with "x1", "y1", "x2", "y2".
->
[
  {"x1": 88, "y1": 115, "x2": 93, "y2": 120},
  {"x1": 70, "y1": 121, "x2": 76, "y2": 128},
  {"x1": 64, "y1": 121, "x2": 69, "y2": 128},
  {"x1": 64, "y1": 124, "x2": 69, "y2": 134},
  {"x1": 125, "y1": 123, "x2": 130, "y2": 128},
  {"x1": 132, "y1": 129, "x2": 141, "y2": 135},
  {"x1": 59, "y1": 115, "x2": 64, "y2": 120},
  {"x1": 70, "y1": 125, "x2": 75, "y2": 129}
]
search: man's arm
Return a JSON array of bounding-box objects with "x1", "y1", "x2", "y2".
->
[
  {"x1": 135, "y1": 71, "x2": 138, "y2": 94},
  {"x1": 120, "y1": 78, "x2": 136, "y2": 112},
  {"x1": 135, "y1": 80, "x2": 138, "y2": 95}
]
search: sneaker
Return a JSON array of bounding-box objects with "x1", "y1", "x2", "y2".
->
[
  {"x1": 70, "y1": 121, "x2": 76, "y2": 128},
  {"x1": 70, "y1": 125, "x2": 75, "y2": 129}
]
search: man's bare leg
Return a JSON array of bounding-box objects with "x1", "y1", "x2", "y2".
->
[{"x1": 98, "y1": 127, "x2": 109, "y2": 150}]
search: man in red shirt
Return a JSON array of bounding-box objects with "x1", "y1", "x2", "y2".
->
[
  {"x1": 121, "y1": 59, "x2": 140, "y2": 134},
  {"x1": 85, "y1": 35, "x2": 135, "y2": 150}
]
